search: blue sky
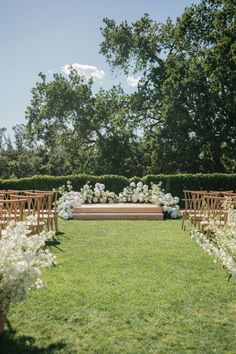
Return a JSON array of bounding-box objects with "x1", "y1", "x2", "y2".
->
[{"x1": 0, "y1": 0, "x2": 200, "y2": 134}]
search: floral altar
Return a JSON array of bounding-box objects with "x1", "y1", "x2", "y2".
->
[{"x1": 57, "y1": 181, "x2": 180, "y2": 220}]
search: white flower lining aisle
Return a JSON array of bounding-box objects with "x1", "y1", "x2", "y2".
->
[
  {"x1": 0, "y1": 220, "x2": 56, "y2": 335},
  {"x1": 181, "y1": 190, "x2": 236, "y2": 280},
  {"x1": 0, "y1": 190, "x2": 58, "y2": 335}
]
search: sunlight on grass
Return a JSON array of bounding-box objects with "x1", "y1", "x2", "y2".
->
[{"x1": 1, "y1": 220, "x2": 236, "y2": 353}]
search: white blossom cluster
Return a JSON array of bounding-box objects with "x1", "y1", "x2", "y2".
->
[
  {"x1": 0, "y1": 221, "x2": 56, "y2": 314},
  {"x1": 79, "y1": 182, "x2": 118, "y2": 204},
  {"x1": 119, "y1": 181, "x2": 150, "y2": 203},
  {"x1": 57, "y1": 181, "x2": 180, "y2": 220},
  {"x1": 158, "y1": 193, "x2": 180, "y2": 219},
  {"x1": 119, "y1": 182, "x2": 180, "y2": 218},
  {"x1": 57, "y1": 181, "x2": 83, "y2": 220},
  {"x1": 191, "y1": 200, "x2": 236, "y2": 279}
]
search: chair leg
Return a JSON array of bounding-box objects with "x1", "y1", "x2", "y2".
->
[
  {"x1": 46, "y1": 218, "x2": 50, "y2": 231},
  {"x1": 54, "y1": 214, "x2": 59, "y2": 233},
  {"x1": 181, "y1": 213, "x2": 185, "y2": 230}
]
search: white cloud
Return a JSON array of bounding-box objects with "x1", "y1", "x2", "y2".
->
[
  {"x1": 62, "y1": 63, "x2": 105, "y2": 80},
  {"x1": 127, "y1": 75, "x2": 141, "y2": 87}
]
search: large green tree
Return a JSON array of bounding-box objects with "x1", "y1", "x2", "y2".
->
[
  {"x1": 25, "y1": 70, "x2": 144, "y2": 176},
  {"x1": 0, "y1": 125, "x2": 46, "y2": 178},
  {"x1": 100, "y1": 0, "x2": 236, "y2": 173},
  {"x1": 1, "y1": 0, "x2": 235, "y2": 179}
]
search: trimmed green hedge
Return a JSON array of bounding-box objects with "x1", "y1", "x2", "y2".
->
[
  {"x1": 0, "y1": 174, "x2": 236, "y2": 203},
  {"x1": 141, "y1": 174, "x2": 236, "y2": 201},
  {"x1": 0, "y1": 174, "x2": 130, "y2": 195}
]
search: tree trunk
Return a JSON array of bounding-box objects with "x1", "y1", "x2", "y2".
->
[
  {"x1": 210, "y1": 145, "x2": 226, "y2": 173},
  {"x1": 0, "y1": 311, "x2": 6, "y2": 336}
]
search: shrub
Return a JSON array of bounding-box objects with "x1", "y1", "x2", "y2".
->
[
  {"x1": 0, "y1": 173, "x2": 235, "y2": 205},
  {"x1": 0, "y1": 174, "x2": 130, "y2": 194}
]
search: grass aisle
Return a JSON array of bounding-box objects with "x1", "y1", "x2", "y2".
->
[{"x1": 1, "y1": 220, "x2": 236, "y2": 354}]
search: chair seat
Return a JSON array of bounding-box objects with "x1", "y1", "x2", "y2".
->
[
  {"x1": 190, "y1": 213, "x2": 205, "y2": 218},
  {"x1": 200, "y1": 220, "x2": 209, "y2": 225},
  {"x1": 23, "y1": 220, "x2": 45, "y2": 226}
]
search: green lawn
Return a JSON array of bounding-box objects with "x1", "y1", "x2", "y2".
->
[{"x1": 1, "y1": 220, "x2": 236, "y2": 354}]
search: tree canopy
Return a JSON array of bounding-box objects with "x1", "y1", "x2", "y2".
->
[
  {"x1": 1, "y1": 0, "x2": 235, "y2": 178},
  {"x1": 100, "y1": 0, "x2": 236, "y2": 173}
]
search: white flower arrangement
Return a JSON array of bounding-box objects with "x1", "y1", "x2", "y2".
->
[
  {"x1": 0, "y1": 221, "x2": 56, "y2": 314},
  {"x1": 191, "y1": 199, "x2": 236, "y2": 279},
  {"x1": 79, "y1": 182, "x2": 118, "y2": 204},
  {"x1": 118, "y1": 181, "x2": 151, "y2": 203},
  {"x1": 56, "y1": 180, "x2": 180, "y2": 220},
  {"x1": 157, "y1": 192, "x2": 180, "y2": 219},
  {"x1": 119, "y1": 181, "x2": 180, "y2": 218},
  {"x1": 57, "y1": 181, "x2": 83, "y2": 220}
]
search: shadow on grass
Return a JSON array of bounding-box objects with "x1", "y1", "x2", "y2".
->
[
  {"x1": 59, "y1": 232, "x2": 70, "y2": 240},
  {"x1": 45, "y1": 234, "x2": 65, "y2": 252},
  {"x1": 0, "y1": 320, "x2": 70, "y2": 354},
  {"x1": 55, "y1": 231, "x2": 65, "y2": 237},
  {"x1": 45, "y1": 239, "x2": 61, "y2": 247}
]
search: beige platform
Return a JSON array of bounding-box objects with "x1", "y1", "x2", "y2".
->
[{"x1": 73, "y1": 203, "x2": 163, "y2": 220}]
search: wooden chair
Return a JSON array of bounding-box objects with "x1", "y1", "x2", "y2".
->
[
  {"x1": 32, "y1": 190, "x2": 59, "y2": 233},
  {"x1": 0, "y1": 198, "x2": 27, "y2": 237},
  {"x1": 182, "y1": 190, "x2": 209, "y2": 230},
  {"x1": 181, "y1": 190, "x2": 194, "y2": 230},
  {"x1": 0, "y1": 190, "x2": 25, "y2": 200},
  {"x1": 199, "y1": 196, "x2": 230, "y2": 233},
  {"x1": 192, "y1": 191, "x2": 206, "y2": 227},
  {"x1": 11, "y1": 193, "x2": 46, "y2": 234},
  {"x1": 208, "y1": 191, "x2": 234, "y2": 197}
]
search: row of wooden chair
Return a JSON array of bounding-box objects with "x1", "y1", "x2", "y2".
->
[
  {"x1": 0, "y1": 189, "x2": 58, "y2": 236},
  {"x1": 181, "y1": 190, "x2": 236, "y2": 232}
]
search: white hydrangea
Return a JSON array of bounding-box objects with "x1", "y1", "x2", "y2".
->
[
  {"x1": 119, "y1": 181, "x2": 180, "y2": 219},
  {"x1": 57, "y1": 191, "x2": 83, "y2": 220},
  {"x1": 79, "y1": 181, "x2": 118, "y2": 205},
  {"x1": 57, "y1": 181, "x2": 83, "y2": 220},
  {"x1": 95, "y1": 183, "x2": 105, "y2": 191},
  {"x1": 151, "y1": 186, "x2": 180, "y2": 218},
  {"x1": 57, "y1": 180, "x2": 180, "y2": 219},
  {"x1": 119, "y1": 182, "x2": 151, "y2": 204},
  {"x1": 0, "y1": 221, "x2": 56, "y2": 314}
]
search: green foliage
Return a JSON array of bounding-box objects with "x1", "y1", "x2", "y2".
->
[
  {"x1": 1, "y1": 0, "x2": 235, "y2": 177},
  {"x1": 1, "y1": 173, "x2": 235, "y2": 204},
  {"x1": 25, "y1": 71, "x2": 144, "y2": 177},
  {"x1": 142, "y1": 173, "x2": 236, "y2": 203},
  {"x1": 0, "y1": 174, "x2": 130, "y2": 195},
  {"x1": 100, "y1": 0, "x2": 236, "y2": 173}
]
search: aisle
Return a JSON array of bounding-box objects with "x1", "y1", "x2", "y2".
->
[{"x1": 2, "y1": 220, "x2": 236, "y2": 354}]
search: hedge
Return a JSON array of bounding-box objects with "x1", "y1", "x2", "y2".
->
[
  {"x1": 0, "y1": 173, "x2": 236, "y2": 204},
  {"x1": 0, "y1": 174, "x2": 130, "y2": 195},
  {"x1": 141, "y1": 174, "x2": 236, "y2": 202}
]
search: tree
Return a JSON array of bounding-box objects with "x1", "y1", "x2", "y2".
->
[
  {"x1": 0, "y1": 128, "x2": 7, "y2": 151},
  {"x1": 25, "y1": 70, "x2": 144, "y2": 176},
  {"x1": 100, "y1": 0, "x2": 236, "y2": 173},
  {"x1": 0, "y1": 125, "x2": 47, "y2": 178}
]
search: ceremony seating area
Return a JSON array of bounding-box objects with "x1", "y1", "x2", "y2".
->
[
  {"x1": 1, "y1": 187, "x2": 236, "y2": 352},
  {"x1": 181, "y1": 190, "x2": 236, "y2": 231},
  {"x1": 0, "y1": 190, "x2": 58, "y2": 236}
]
